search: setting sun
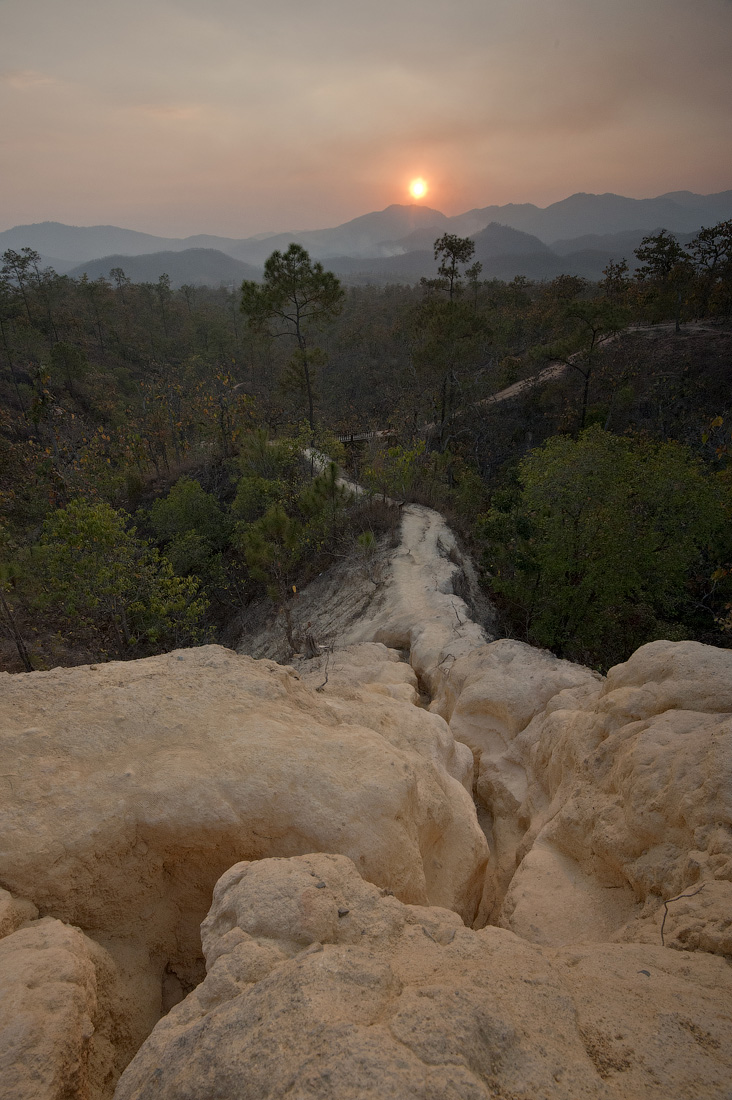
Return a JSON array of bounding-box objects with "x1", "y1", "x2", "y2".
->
[{"x1": 409, "y1": 178, "x2": 428, "y2": 200}]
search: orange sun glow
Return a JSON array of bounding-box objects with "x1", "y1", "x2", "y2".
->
[{"x1": 409, "y1": 178, "x2": 428, "y2": 199}]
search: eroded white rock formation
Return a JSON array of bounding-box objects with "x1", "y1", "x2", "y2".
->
[
  {"x1": 0, "y1": 638, "x2": 488, "y2": 1098},
  {"x1": 429, "y1": 636, "x2": 732, "y2": 954},
  {"x1": 236, "y1": 502, "x2": 492, "y2": 677},
  {"x1": 1, "y1": 500, "x2": 730, "y2": 1099},
  {"x1": 114, "y1": 853, "x2": 732, "y2": 1100}
]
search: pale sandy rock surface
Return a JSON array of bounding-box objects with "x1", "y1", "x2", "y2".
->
[
  {"x1": 340, "y1": 505, "x2": 490, "y2": 695},
  {"x1": 237, "y1": 503, "x2": 493, "y2": 685},
  {"x1": 0, "y1": 645, "x2": 486, "y2": 930},
  {"x1": 432, "y1": 637, "x2": 601, "y2": 745},
  {"x1": 0, "y1": 886, "x2": 38, "y2": 938},
  {"x1": 0, "y1": 642, "x2": 488, "y2": 1085},
  {"x1": 0, "y1": 917, "x2": 125, "y2": 1100},
  {"x1": 429, "y1": 639, "x2": 602, "y2": 903},
  {"x1": 114, "y1": 853, "x2": 732, "y2": 1100},
  {"x1": 469, "y1": 641, "x2": 732, "y2": 951},
  {"x1": 293, "y1": 642, "x2": 475, "y2": 793},
  {"x1": 3, "y1": 493, "x2": 732, "y2": 1100}
]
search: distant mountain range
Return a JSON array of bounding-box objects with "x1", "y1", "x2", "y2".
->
[{"x1": 1, "y1": 190, "x2": 729, "y2": 287}]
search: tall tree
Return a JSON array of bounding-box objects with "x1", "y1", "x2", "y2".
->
[
  {"x1": 426, "y1": 233, "x2": 476, "y2": 300},
  {"x1": 416, "y1": 234, "x2": 488, "y2": 448},
  {"x1": 238, "y1": 503, "x2": 303, "y2": 651},
  {"x1": 634, "y1": 229, "x2": 692, "y2": 332},
  {"x1": 1, "y1": 247, "x2": 39, "y2": 325},
  {"x1": 542, "y1": 298, "x2": 630, "y2": 432},
  {"x1": 240, "y1": 244, "x2": 344, "y2": 432},
  {"x1": 600, "y1": 258, "x2": 631, "y2": 302},
  {"x1": 687, "y1": 220, "x2": 732, "y2": 316}
]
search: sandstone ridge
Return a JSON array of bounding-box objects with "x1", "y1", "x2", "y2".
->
[{"x1": 0, "y1": 502, "x2": 730, "y2": 1098}]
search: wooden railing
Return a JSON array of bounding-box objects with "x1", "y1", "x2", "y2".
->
[{"x1": 334, "y1": 429, "x2": 397, "y2": 444}]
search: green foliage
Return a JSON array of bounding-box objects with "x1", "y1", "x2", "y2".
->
[
  {"x1": 361, "y1": 441, "x2": 483, "y2": 519},
  {"x1": 600, "y1": 258, "x2": 631, "y2": 302},
  {"x1": 480, "y1": 427, "x2": 726, "y2": 668},
  {"x1": 2, "y1": 224, "x2": 732, "y2": 672},
  {"x1": 544, "y1": 274, "x2": 588, "y2": 304},
  {"x1": 237, "y1": 504, "x2": 303, "y2": 588},
  {"x1": 357, "y1": 529, "x2": 375, "y2": 552},
  {"x1": 281, "y1": 346, "x2": 326, "y2": 415},
  {"x1": 634, "y1": 230, "x2": 694, "y2": 330},
  {"x1": 539, "y1": 298, "x2": 631, "y2": 431},
  {"x1": 363, "y1": 441, "x2": 426, "y2": 499},
  {"x1": 241, "y1": 244, "x2": 344, "y2": 336},
  {"x1": 35, "y1": 498, "x2": 207, "y2": 657},
  {"x1": 0, "y1": 523, "x2": 33, "y2": 671},
  {"x1": 687, "y1": 220, "x2": 732, "y2": 315},
  {"x1": 145, "y1": 476, "x2": 233, "y2": 593},
  {"x1": 298, "y1": 461, "x2": 353, "y2": 545},
  {"x1": 49, "y1": 342, "x2": 89, "y2": 391},
  {"x1": 299, "y1": 461, "x2": 351, "y2": 513},
  {"x1": 149, "y1": 477, "x2": 229, "y2": 548},
  {"x1": 413, "y1": 234, "x2": 492, "y2": 446},
  {"x1": 425, "y1": 234, "x2": 477, "y2": 299},
  {"x1": 238, "y1": 428, "x2": 294, "y2": 480},
  {"x1": 237, "y1": 503, "x2": 303, "y2": 647},
  {"x1": 414, "y1": 277, "x2": 490, "y2": 447},
  {"x1": 232, "y1": 475, "x2": 288, "y2": 523},
  {"x1": 635, "y1": 230, "x2": 688, "y2": 282}
]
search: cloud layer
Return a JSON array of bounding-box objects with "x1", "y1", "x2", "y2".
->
[{"x1": 1, "y1": 0, "x2": 730, "y2": 235}]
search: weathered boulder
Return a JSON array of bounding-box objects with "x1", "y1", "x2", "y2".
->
[
  {"x1": 0, "y1": 886, "x2": 38, "y2": 939},
  {"x1": 0, "y1": 644, "x2": 489, "y2": 1048},
  {"x1": 294, "y1": 642, "x2": 475, "y2": 792},
  {"x1": 113, "y1": 853, "x2": 732, "y2": 1100},
  {"x1": 429, "y1": 639, "x2": 601, "y2": 901},
  {"x1": 440, "y1": 640, "x2": 732, "y2": 951},
  {"x1": 4, "y1": 486, "x2": 732, "y2": 1100},
  {"x1": 432, "y1": 638, "x2": 601, "y2": 747},
  {"x1": 0, "y1": 917, "x2": 125, "y2": 1100}
]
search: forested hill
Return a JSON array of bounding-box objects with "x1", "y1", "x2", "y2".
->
[
  {"x1": 1, "y1": 223, "x2": 731, "y2": 674},
  {"x1": 68, "y1": 249, "x2": 261, "y2": 288}
]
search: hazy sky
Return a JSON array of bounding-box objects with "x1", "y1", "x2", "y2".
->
[{"x1": 1, "y1": 0, "x2": 731, "y2": 236}]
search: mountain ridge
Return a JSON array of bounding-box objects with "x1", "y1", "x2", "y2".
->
[
  {"x1": 3, "y1": 190, "x2": 730, "y2": 287},
  {"x1": 2, "y1": 190, "x2": 730, "y2": 268}
]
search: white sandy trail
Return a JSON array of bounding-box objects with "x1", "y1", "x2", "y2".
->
[{"x1": 343, "y1": 504, "x2": 489, "y2": 696}]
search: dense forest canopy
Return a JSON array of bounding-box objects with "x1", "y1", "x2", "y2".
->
[{"x1": 1, "y1": 222, "x2": 731, "y2": 672}]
